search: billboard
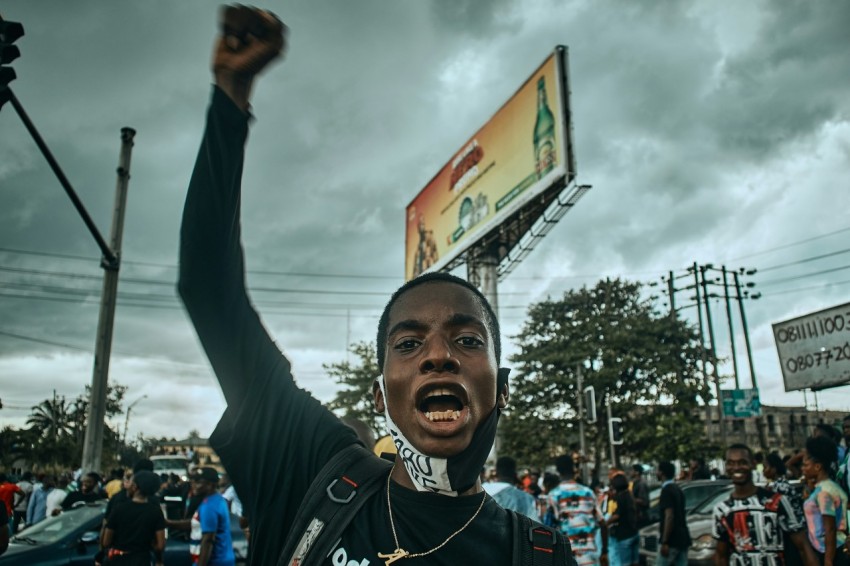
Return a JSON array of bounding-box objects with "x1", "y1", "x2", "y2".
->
[
  {"x1": 405, "y1": 47, "x2": 573, "y2": 280},
  {"x1": 772, "y1": 301, "x2": 850, "y2": 391},
  {"x1": 721, "y1": 389, "x2": 761, "y2": 418}
]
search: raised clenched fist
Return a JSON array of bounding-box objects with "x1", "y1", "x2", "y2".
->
[{"x1": 212, "y1": 4, "x2": 287, "y2": 109}]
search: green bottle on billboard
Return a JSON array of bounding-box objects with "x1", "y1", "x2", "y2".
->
[{"x1": 533, "y1": 76, "x2": 556, "y2": 179}]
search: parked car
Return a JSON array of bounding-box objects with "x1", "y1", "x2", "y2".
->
[
  {"x1": 639, "y1": 483, "x2": 734, "y2": 566},
  {"x1": 645, "y1": 479, "x2": 731, "y2": 524},
  {"x1": 0, "y1": 501, "x2": 247, "y2": 565}
]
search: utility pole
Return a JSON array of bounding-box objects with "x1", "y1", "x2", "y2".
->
[
  {"x1": 690, "y1": 266, "x2": 713, "y2": 440},
  {"x1": 699, "y1": 264, "x2": 727, "y2": 447},
  {"x1": 81, "y1": 128, "x2": 136, "y2": 473},
  {"x1": 720, "y1": 266, "x2": 741, "y2": 389},
  {"x1": 733, "y1": 271, "x2": 758, "y2": 390}
]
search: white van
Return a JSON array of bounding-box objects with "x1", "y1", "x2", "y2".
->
[{"x1": 149, "y1": 454, "x2": 190, "y2": 481}]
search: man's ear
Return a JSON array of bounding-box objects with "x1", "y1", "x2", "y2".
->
[
  {"x1": 497, "y1": 367, "x2": 510, "y2": 409},
  {"x1": 497, "y1": 382, "x2": 509, "y2": 409},
  {"x1": 373, "y1": 377, "x2": 385, "y2": 413}
]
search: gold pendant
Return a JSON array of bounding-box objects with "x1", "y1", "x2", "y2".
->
[{"x1": 378, "y1": 548, "x2": 409, "y2": 565}]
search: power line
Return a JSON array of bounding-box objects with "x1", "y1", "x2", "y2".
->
[
  {"x1": 728, "y1": 226, "x2": 850, "y2": 261},
  {"x1": 756, "y1": 278, "x2": 850, "y2": 298},
  {"x1": 758, "y1": 264, "x2": 850, "y2": 286},
  {"x1": 758, "y1": 247, "x2": 850, "y2": 273}
]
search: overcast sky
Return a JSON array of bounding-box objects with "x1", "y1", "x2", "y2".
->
[{"x1": 1, "y1": 0, "x2": 849, "y2": 446}]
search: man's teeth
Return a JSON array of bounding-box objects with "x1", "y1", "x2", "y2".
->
[{"x1": 425, "y1": 410, "x2": 461, "y2": 422}]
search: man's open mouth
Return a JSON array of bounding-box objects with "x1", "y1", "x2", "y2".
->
[{"x1": 418, "y1": 387, "x2": 466, "y2": 423}]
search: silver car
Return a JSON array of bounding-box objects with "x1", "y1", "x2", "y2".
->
[{"x1": 639, "y1": 484, "x2": 734, "y2": 566}]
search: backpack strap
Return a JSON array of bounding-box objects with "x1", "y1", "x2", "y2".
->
[
  {"x1": 276, "y1": 443, "x2": 392, "y2": 566},
  {"x1": 510, "y1": 509, "x2": 576, "y2": 566}
]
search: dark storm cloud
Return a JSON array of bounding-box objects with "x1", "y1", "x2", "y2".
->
[{"x1": 709, "y1": 0, "x2": 850, "y2": 160}]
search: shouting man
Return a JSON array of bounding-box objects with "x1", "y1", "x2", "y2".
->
[{"x1": 178, "y1": 5, "x2": 574, "y2": 566}]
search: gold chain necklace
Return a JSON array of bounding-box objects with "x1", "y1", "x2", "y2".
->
[{"x1": 378, "y1": 469, "x2": 487, "y2": 565}]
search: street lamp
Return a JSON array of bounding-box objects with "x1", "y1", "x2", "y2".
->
[{"x1": 122, "y1": 395, "x2": 147, "y2": 446}]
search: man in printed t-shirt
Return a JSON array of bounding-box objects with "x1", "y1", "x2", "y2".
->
[
  {"x1": 713, "y1": 443, "x2": 817, "y2": 566},
  {"x1": 177, "y1": 5, "x2": 575, "y2": 565},
  {"x1": 548, "y1": 455, "x2": 607, "y2": 566}
]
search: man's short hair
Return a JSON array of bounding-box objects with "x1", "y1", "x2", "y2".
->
[
  {"x1": 555, "y1": 454, "x2": 575, "y2": 477},
  {"x1": 611, "y1": 474, "x2": 629, "y2": 492},
  {"x1": 843, "y1": 414, "x2": 850, "y2": 423},
  {"x1": 133, "y1": 458, "x2": 154, "y2": 473},
  {"x1": 766, "y1": 452, "x2": 786, "y2": 475},
  {"x1": 495, "y1": 456, "x2": 518, "y2": 479},
  {"x1": 658, "y1": 461, "x2": 675, "y2": 479},
  {"x1": 726, "y1": 443, "x2": 753, "y2": 460},
  {"x1": 375, "y1": 272, "x2": 501, "y2": 371},
  {"x1": 631, "y1": 464, "x2": 643, "y2": 474}
]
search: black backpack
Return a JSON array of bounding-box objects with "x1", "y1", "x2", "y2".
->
[{"x1": 276, "y1": 444, "x2": 575, "y2": 566}]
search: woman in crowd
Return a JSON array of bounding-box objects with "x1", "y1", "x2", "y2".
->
[
  {"x1": 801, "y1": 435, "x2": 848, "y2": 566},
  {"x1": 605, "y1": 473, "x2": 639, "y2": 566}
]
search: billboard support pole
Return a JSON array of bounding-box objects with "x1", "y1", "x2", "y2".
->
[{"x1": 467, "y1": 249, "x2": 500, "y2": 318}]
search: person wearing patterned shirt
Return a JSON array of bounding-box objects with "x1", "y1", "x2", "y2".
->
[
  {"x1": 549, "y1": 455, "x2": 607, "y2": 566},
  {"x1": 801, "y1": 436, "x2": 849, "y2": 566},
  {"x1": 713, "y1": 443, "x2": 817, "y2": 566}
]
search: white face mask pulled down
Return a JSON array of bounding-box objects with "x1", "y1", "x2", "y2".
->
[{"x1": 376, "y1": 369, "x2": 508, "y2": 497}]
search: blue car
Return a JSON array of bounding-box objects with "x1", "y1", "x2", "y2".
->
[{"x1": 0, "y1": 501, "x2": 247, "y2": 565}]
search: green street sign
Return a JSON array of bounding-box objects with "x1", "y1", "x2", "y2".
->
[{"x1": 721, "y1": 388, "x2": 761, "y2": 418}]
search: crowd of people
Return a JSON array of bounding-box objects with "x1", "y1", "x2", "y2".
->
[
  {"x1": 0, "y1": 461, "x2": 245, "y2": 565},
  {"x1": 475, "y1": 415, "x2": 850, "y2": 566}
]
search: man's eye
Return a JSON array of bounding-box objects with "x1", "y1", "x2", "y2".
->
[
  {"x1": 457, "y1": 336, "x2": 483, "y2": 347},
  {"x1": 394, "y1": 339, "x2": 419, "y2": 350}
]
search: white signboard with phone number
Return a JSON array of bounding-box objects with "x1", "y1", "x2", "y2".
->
[{"x1": 772, "y1": 301, "x2": 850, "y2": 392}]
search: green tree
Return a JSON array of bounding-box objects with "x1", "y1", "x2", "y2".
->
[
  {"x1": 502, "y1": 278, "x2": 713, "y2": 472},
  {"x1": 325, "y1": 342, "x2": 384, "y2": 439},
  {"x1": 27, "y1": 395, "x2": 73, "y2": 439}
]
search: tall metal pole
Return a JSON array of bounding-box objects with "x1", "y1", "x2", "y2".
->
[
  {"x1": 82, "y1": 128, "x2": 136, "y2": 473},
  {"x1": 577, "y1": 364, "x2": 589, "y2": 483},
  {"x1": 122, "y1": 394, "x2": 147, "y2": 446},
  {"x1": 699, "y1": 264, "x2": 727, "y2": 447},
  {"x1": 606, "y1": 394, "x2": 616, "y2": 469},
  {"x1": 721, "y1": 267, "x2": 740, "y2": 389},
  {"x1": 692, "y1": 265, "x2": 712, "y2": 441},
  {"x1": 733, "y1": 272, "x2": 757, "y2": 390},
  {"x1": 469, "y1": 246, "x2": 500, "y2": 460},
  {"x1": 666, "y1": 271, "x2": 676, "y2": 319}
]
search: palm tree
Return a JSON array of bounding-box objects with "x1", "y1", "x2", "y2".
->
[{"x1": 27, "y1": 395, "x2": 73, "y2": 439}]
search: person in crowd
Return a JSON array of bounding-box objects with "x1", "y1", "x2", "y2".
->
[
  {"x1": 801, "y1": 435, "x2": 848, "y2": 566},
  {"x1": 629, "y1": 465, "x2": 650, "y2": 528},
  {"x1": 687, "y1": 457, "x2": 711, "y2": 480},
  {"x1": 713, "y1": 443, "x2": 817, "y2": 566},
  {"x1": 162, "y1": 474, "x2": 187, "y2": 522},
  {"x1": 483, "y1": 456, "x2": 541, "y2": 521},
  {"x1": 11, "y1": 471, "x2": 32, "y2": 533},
  {"x1": 189, "y1": 467, "x2": 235, "y2": 566},
  {"x1": 104, "y1": 468, "x2": 125, "y2": 499},
  {"x1": 26, "y1": 475, "x2": 54, "y2": 525},
  {"x1": 61, "y1": 471, "x2": 105, "y2": 510},
  {"x1": 765, "y1": 451, "x2": 807, "y2": 566},
  {"x1": 523, "y1": 468, "x2": 543, "y2": 498},
  {"x1": 656, "y1": 461, "x2": 691, "y2": 566},
  {"x1": 538, "y1": 472, "x2": 561, "y2": 528},
  {"x1": 0, "y1": 474, "x2": 22, "y2": 537},
  {"x1": 46, "y1": 475, "x2": 68, "y2": 517},
  {"x1": 0, "y1": 501, "x2": 8, "y2": 556},
  {"x1": 548, "y1": 454, "x2": 607, "y2": 565},
  {"x1": 836, "y1": 415, "x2": 850, "y2": 495},
  {"x1": 102, "y1": 470, "x2": 166, "y2": 566},
  {"x1": 176, "y1": 5, "x2": 574, "y2": 565},
  {"x1": 605, "y1": 473, "x2": 639, "y2": 566}
]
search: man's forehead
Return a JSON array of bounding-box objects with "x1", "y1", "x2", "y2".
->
[{"x1": 388, "y1": 282, "x2": 487, "y2": 324}]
